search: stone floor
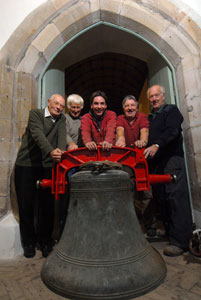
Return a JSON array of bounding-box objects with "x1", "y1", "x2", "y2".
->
[{"x1": 0, "y1": 240, "x2": 201, "y2": 300}]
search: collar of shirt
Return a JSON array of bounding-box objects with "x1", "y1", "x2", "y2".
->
[
  {"x1": 149, "y1": 104, "x2": 165, "y2": 119},
  {"x1": 90, "y1": 109, "x2": 106, "y2": 131},
  {"x1": 45, "y1": 107, "x2": 57, "y2": 123}
]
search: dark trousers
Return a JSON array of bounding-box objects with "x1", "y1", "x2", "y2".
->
[
  {"x1": 15, "y1": 165, "x2": 54, "y2": 247},
  {"x1": 149, "y1": 156, "x2": 192, "y2": 249},
  {"x1": 59, "y1": 167, "x2": 78, "y2": 234}
]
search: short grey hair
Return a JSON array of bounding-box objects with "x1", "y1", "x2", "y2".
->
[
  {"x1": 147, "y1": 85, "x2": 166, "y2": 98},
  {"x1": 122, "y1": 95, "x2": 138, "y2": 108},
  {"x1": 67, "y1": 94, "x2": 84, "y2": 109}
]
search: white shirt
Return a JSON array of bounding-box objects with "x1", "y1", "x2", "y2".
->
[{"x1": 45, "y1": 107, "x2": 56, "y2": 123}]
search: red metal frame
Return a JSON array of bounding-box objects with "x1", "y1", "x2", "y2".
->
[{"x1": 40, "y1": 146, "x2": 173, "y2": 200}]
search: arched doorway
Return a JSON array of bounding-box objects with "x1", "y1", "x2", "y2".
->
[{"x1": 40, "y1": 22, "x2": 177, "y2": 114}]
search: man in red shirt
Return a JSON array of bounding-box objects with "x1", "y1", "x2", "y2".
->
[
  {"x1": 115, "y1": 95, "x2": 149, "y2": 222},
  {"x1": 81, "y1": 90, "x2": 116, "y2": 151},
  {"x1": 115, "y1": 95, "x2": 149, "y2": 148}
]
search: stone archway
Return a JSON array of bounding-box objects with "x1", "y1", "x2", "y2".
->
[{"x1": 1, "y1": 0, "x2": 201, "y2": 224}]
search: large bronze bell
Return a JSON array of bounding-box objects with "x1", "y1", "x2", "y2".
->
[{"x1": 41, "y1": 162, "x2": 166, "y2": 299}]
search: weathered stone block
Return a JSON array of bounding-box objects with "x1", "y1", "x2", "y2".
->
[
  {"x1": 53, "y1": 9, "x2": 79, "y2": 33},
  {"x1": 182, "y1": 53, "x2": 201, "y2": 73},
  {"x1": 60, "y1": 14, "x2": 98, "y2": 43},
  {"x1": 16, "y1": 99, "x2": 32, "y2": 123},
  {"x1": 32, "y1": 54, "x2": 48, "y2": 80},
  {"x1": 16, "y1": 72, "x2": 34, "y2": 101},
  {"x1": 190, "y1": 126, "x2": 201, "y2": 155},
  {"x1": 15, "y1": 121, "x2": 28, "y2": 142},
  {"x1": 32, "y1": 23, "x2": 61, "y2": 53},
  {"x1": 161, "y1": 24, "x2": 198, "y2": 58},
  {"x1": 183, "y1": 69, "x2": 201, "y2": 106},
  {"x1": 100, "y1": 0, "x2": 124, "y2": 15},
  {"x1": 53, "y1": 1, "x2": 100, "y2": 43},
  {"x1": 187, "y1": 100, "x2": 201, "y2": 128},
  {"x1": 0, "y1": 141, "x2": 11, "y2": 161},
  {"x1": 120, "y1": 0, "x2": 169, "y2": 36},
  {"x1": 53, "y1": 0, "x2": 100, "y2": 12},
  {"x1": 0, "y1": 119, "x2": 12, "y2": 141},
  {"x1": 100, "y1": 10, "x2": 120, "y2": 25},
  {"x1": 31, "y1": 79, "x2": 39, "y2": 109},
  {"x1": 54, "y1": 1, "x2": 97, "y2": 32},
  {"x1": 0, "y1": 95, "x2": 13, "y2": 120},
  {"x1": 0, "y1": 196, "x2": 7, "y2": 217},
  {"x1": 151, "y1": 0, "x2": 186, "y2": 24},
  {"x1": 184, "y1": 127, "x2": 194, "y2": 157},
  {"x1": 52, "y1": 0, "x2": 71, "y2": 10},
  {"x1": 0, "y1": 162, "x2": 10, "y2": 197},
  {"x1": 185, "y1": 152, "x2": 199, "y2": 203},
  {"x1": 43, "y1": 34, "x2": 64, "y2": 62},
  {"x1": 0, "y1": 65, "x2": 14, "y2": 97},
  {"x1": 179, "y1": 14, "x2": 201, "y2": 46},
  {"x1": 17, "y1": 45, "x2": 47, "y2": 76}
]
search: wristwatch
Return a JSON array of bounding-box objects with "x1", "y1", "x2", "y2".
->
[{"x1": 155, "y1": 144, "x2": 159, "y2": 148}]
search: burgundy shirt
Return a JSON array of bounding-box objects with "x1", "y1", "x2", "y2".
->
[{"x1": 117, "y1": 112, "x2": 149, "y2": 147}]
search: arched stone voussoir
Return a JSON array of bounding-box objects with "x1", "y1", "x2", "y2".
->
[
  {"x1": 51, "y1": 0, "x2": 100, "y2": 12},
  {"x1": 52, "y1": 1, "x2": 101, "y2": 44},
  {"x1": 31, "y1": 23, "x2": 64, "y2": 63},
  {"x1": 159, "y1": 23, "x2": 200, "y2": 58},
  {"x1": 118, "y1": 1, "x2": 199, "y2": 64},
  {"x1": 16, "y1": 45, "x2": 47, "y2": 80},
  {"x1": 119, "y1": 0, "x2": 170, "y2": 36}
]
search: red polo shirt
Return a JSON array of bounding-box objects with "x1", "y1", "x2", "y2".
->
[{"x1": 117, "y1": 113, "x2": 149, "y2": 147}]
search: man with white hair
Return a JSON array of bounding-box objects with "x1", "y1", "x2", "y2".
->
[
  {"x1": 65, "y1": 94, "x2": 84, "y2": 150},
  {"x1": 144, "y1": 85, "x2": 192, "y2": 257},
  {"x1": 15, "y1": 94, "x2": 66, "y2": 258}
]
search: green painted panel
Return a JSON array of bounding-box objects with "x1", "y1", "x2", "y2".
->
[
  {"x1": 147, "y1": 54, "x2": 175, "y2": 104},
  {"x1": 41, "y1": 69, "x2": 65, "y2": 108}
]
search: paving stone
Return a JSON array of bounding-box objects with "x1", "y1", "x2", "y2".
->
[{"x1": 191, "y1": 285, "x2": 201, "y2": 297}]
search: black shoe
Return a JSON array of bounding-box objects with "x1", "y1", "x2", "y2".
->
[
  {"x1": 40, "y1": 242, "x2": 53, "y2": 258},
  {"x1": 23, "y1": 245, "x2": 36, "y2": 258}
]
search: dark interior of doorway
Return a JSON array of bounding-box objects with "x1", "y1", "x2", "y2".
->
[{"x1": 65, "y1": 52, "x2": 148, "y2": 115}]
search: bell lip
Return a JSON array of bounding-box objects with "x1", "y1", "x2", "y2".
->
[
  {"x1": 41, "y1": 270, "x2": 166, "y2": 300},
  {"x1": 41, "y1": 248, "x2": 167, "y2": 300}
]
